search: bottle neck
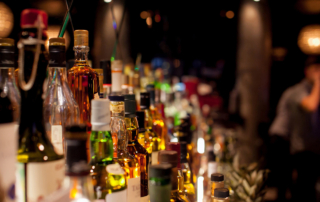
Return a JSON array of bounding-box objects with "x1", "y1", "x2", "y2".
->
[
  {"x1": 74, "y1": 46, "x2": 89, "y2": 64},
  {"x1": 125, "y1": 116, "x2": 139, "y2": 143},
  {"x1": 110, "y1": 101, "x2": 125, "y2": 117},
  {"x1": 181, "y1": 163, "x2": 191, "y2": 183},
  {"x1": 47, "y1": 67, "x2": 67, "y2": 86},
  {"x1": 143, "y1": 108, "x2": 153, "y2": 130}
]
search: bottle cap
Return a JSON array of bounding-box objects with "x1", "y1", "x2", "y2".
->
[
  {"x1": 150, "y1": 164, "x2": 172, "y2": 179},
  {"x1": 146, "y1": 84, "x2": 155, "y2": 105},
  {"x1": 136, "y1": 110, "x2": 146, "y2": 130},
  {"x1": 91, "y1": 99, "x2": 110, "y2": 131},
  {"x1": 208, "y1": 150, "x2": 216, "y2": 162},
  {"x1": 211, "y1": 173, "x2": 224, "y2": 182},
  {"x1": 140, "y1": 92, "x2": 150, "y2": 110},
  {"x1": 49, "y1": 37, "x2": 65, "y2": 46},
  {"x1": 0, "y1": 38, "x2": 14, "y2": 46},
  {"x1": 214, "y1": 188, "x2": 229, "y2": 198},
  {"x1": 101, "y1": 60, "x2": 111, "y2": 84},
  {"x1": 74, "y1": 30, "x2": 88, "y2": 46},
  {"x1": 21, "y1": 9, "x2": 48, "y2": 30},
  {"x1": 158, "y1": 150, "x2": 178, "y2": 168},
  {"x1": 124, "y1": 94, "x2": 136, "y2": 117},
  {"x1": 167, "y1": 142, "x2": 181, "y2": 169},
  {"x1": 109, "y1": 95, "x2": 124, "y2": 101},
  {"x1": 0, "y1": 38, "x2": 15, "y2": 67},
  {"x1": 180, "y1": 141, "x2": 188, "y2": 163},
  {"x1": 48, "y1": 38, "x2": 66, "y2": 67}
]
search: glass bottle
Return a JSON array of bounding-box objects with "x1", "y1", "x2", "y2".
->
[
  {"x1": 44, "y1": 37, "x2": 80, "y2": 155},
  {"x1": 124, "y1": 94, "x2": 150, "y2": 201},
  {"x1": 149, "y1": 164, "x2": 172, "y2": 202},
  {"x1": 180, "y1": 142, "x2": 195, "y2": 202},
  {"x1": 140, "y1": 92, "x2": 160, "y2": 165},
  {"x1": 67, "y1": 30, "x2": 99, "y2": 124},
  {"x1": 158, "y1": 150, "x2": 187, "y2": 202},
  {"x1": 104, "y1": 163, "x2": 128, "y2": 201},
  {"x1": 111, "y1": 60, "x2": 123, "y2": 95},
  {"x1": 16, "y1": 9, "x2": 65, "y2": 202},
  {"x1": 0, "y1": 38, "x2": 20, "y2": 122},
  {"x1": 109, "y1": 95, "x2": 141, "y2": 202},
  {"x1": 101, "y1": 60, "x2": 111, "y2": 98},
  {"x1": 136, "y1": 110, "x2": 152, "y2": 156},
  {"x1": 212, "y1": 188, "x2": 229, "y2": 202},
  {"x1": 146, "y1": 84, "x2": 168, "y2": 150},
  {"x1": 65, "y1": 125, "x2": 95, "y2": 202}
]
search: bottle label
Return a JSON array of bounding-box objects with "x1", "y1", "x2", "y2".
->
[
  {"x1": 106, "y1": 164, "x2": 125, "y2": 175},
  {"x1": 111, "y1": 71, "x2": 122, "y2": 92},
  {"x1": 0, "y1": 123, "x2": 17, "y2": 202},
  {"x1": 127, "y1": 177, "x2": 141, "y2": 202},
  {"x1": 51, "y1": 125, "x2": 63, "y2": 155},
  {"x1": 16, "y1": 158, "x2": 65, "y2": 202},
  {"x1": 140, "y1": 195, "x2": 150, "y2": 202},
  {"x1": 151, "y1": 151, "x2": 159, "y2": 165},
  {"x1": 208, "y1": 162, "x2": 217, "y2": 178},
  {"x1": 106, "y1": 189, "x2": 126, "y2": 202}
]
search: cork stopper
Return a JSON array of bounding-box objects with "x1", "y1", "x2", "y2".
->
[
  {"x1": 74, "y1": 30, "x2": 89, "y2": 46},
  {"x1": 49, "y1": 37, "x2": 65, "y2": 46},
  {"x1": 0, "y1": 38, "x2": 14, "y2": 46}
]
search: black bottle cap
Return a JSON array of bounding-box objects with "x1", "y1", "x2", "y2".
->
[
  {"x1": 180, "y1": 141, "x2": 188, "y2": 163},
  {"x1": 101, "y1": 60, "x2": 111, "y2": 84},
  {"x1": 136, "y1": 110, "x2": 145, "y2": 130},
  {"x1": 211, "y1": 173, "x2": 224, "y2": 182},
  {"x1": 109, "y1": 95, "x2": 124, "y2": 101},
  {"x1": 140, "y1": 92, "x2": 150, "y2": 110},
  {"x1": 65, "y1": 124, "x2": 89, "y2": 176},
  {"x1": 0, "y1": 45, "x2": 15, "y2": 68},
  {"x1": 150, "y1": 164, "x2": 172, "y2": 179},
  {"x1": 49, "y1": 45, "x2": 66, "y2": 67},
  {"x1": 125, "y1": 94, "x2": 136, "y2": 117},
  {"x1": 146, "y1": 84, "x2": 155, "y2": 105},
  {"x1": 214, "y1": 188, "x2": 229, "y2": 198},
  {"x1": 208, "y1": 150, "x2": 216, "y2": 162},
  {"x1": 158, "y1": 150, "x2": 178, "y2": 168}
]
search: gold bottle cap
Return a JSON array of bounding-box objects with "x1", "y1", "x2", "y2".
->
[
  {"x1": 0, "y1": 38, "x2": 14, "y2": 46},
  {"x1": 74, "y1": 30, "x2": 89, "y2": 46},
  {"x1": 49, "y1": 37, "x2": 65, "y2": 46}
]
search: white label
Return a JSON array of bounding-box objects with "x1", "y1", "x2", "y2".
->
[
  {"x1": 94, "y1": 93, "x2": 100, "y2": 99},
  {"x1": 208, "y1": 162, "x2": 218, "y2": 178},
  {"x1": 151, "y1": 151, "x2": 159, "y2": 165},
  {"x1": 127, "y1": 177, "x2": 141, "y2": 202},
  {"x1": 0, "y1": 123, "x2": 17, "y2": 202},
  {"x1": 16, "y1": 158, "x2": 65, "y2": 202},
  {"x1": 51, "y1": 125, "x2": 63, "y2": 155},
  {"x1": 106, "y1": 189, "x2": 127, "y2": 202},
  {"x1": 106, "y1": 164, "x2": 125, "y2": 175},
  {"x1": 111, "y1": 72, "x2": 122, "y2": 92},
  {"x1": 140, "y1": 195, "x2": 150, "y2": 202}
]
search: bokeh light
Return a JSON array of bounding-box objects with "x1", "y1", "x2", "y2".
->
[
  {"x1": 104, "y1": 0, "x2": 112, "y2": 3},
  {"x1": 146, "y1": 17, "x2": 152, "y2": 27},
  {"x1": 0, "y1": 2, "x2": 13, "y2": 38},
  {"x1": 298, "y1": 25, "x2": 320, "y2": 55},
  {"x1": 155, "y1": 14, "x2": 161, "y2": 22},
  {"x1": 140, "y1": 11, "x2": 148, "y2": 19},
  {"x1": 226, "y1": 11, "x2": 235, "y2": 19}
]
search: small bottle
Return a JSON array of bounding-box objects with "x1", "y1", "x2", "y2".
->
[
  {"x1": 158, "y1": 150, "x2": 187, "y2": 202},
  {"x1": 211, "y1": 173, "x2": 224, "y2": 196},
  {"x1": 149, "y1": 164, "x2": 172, "y2": 202},
  {"x1": 140, "y1": 92, "x2": 160, "y2": 165},
  {"x1": 101, "y1": 60, "x2": 111, "y2": 98},
  {"x1": 124, "y1": 94, "x2": 150, "y2": 201},
  {"x1": 65, "y1": 125, "x2": 95, "y2": 202},
  {"x1": 44, "y1": 37, "x2": 80, "y2": 155},
  {"x1": 212, "y1": 188, "x2": 229, "y2": 202},
  {"x1": 136, "y1": 110, "x2": 152, "y2": 155}
]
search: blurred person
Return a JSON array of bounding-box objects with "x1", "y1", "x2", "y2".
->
[{"x1": 269, "y1": 56, "x2": 320, "y2": 202}]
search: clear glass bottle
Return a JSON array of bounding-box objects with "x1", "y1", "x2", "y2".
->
[
  {"x1": 67, "y1": 30, "x2": 99, "y2": 124},
  {"x1": 149, "y1": 164, "x2": 172, "y2": 202},
  {"x1": 212, "y1": 188, "x2": 229, "y2": 202},
  {"x1": 124, "y1": 94, "x2": 150, "y2": 201},
  {"x1": 44, "y1": 37, "x2": 80, "y2": 155},
  {"x1": 65, "y1": 125, "x2": 95, "y2": 202},
  {"x1": 140, "y1": 92, "x2": 160, "y2": 165},
  {"x1": 0, "y1": 38, "x2": 20, "y2": 122},
  {"x1": 16, "y1": 9, "x2": 65, "y2": 202},
  {"x1": 109, "y1": 95, "x2": 141, "y2": 202}
]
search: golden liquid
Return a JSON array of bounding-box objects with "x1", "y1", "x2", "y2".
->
[
  {"x1": 117, "y1": 155, "x2": 140, "y2": 179},
  {"x1": 182, "y1": 169, "x2": 195, "y2": 202},
  {"x1": 151, "y1": 106, "x2": 168, "y2": 150}
]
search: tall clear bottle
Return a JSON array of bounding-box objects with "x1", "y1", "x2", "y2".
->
[
  {"x1": 0, "y1": 38, "x2": 20, "y2": 122},
  {"x1": 124, "y1": 94, "x2": 150, "y2": 202},
  {"x1": 109, "y1": 95, "x2": 141, "y2": 202},
  {"x1": 67, "y1": 30, "x2": 99, "y2": 124},
  {"x1": 16, "y1": 9, "x2": 65, "y2": 202},
  {"x1": 44, "y1": 37, "x2": 80, "y2": 155}
]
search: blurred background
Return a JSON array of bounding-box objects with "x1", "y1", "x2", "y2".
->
[{"x1": 2, "y1": 0, "x2": 320, "y2": 201}]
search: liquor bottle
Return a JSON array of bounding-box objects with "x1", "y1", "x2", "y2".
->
[
  {"x1": 67, "y1": 30, "x2": 99, "y2": 124},
  {"x1": 124, "y1": 94, "x2": 150, "y2": 201},
  {"x1": 180, "y1": 142, "x2": 195, "y2": 202},
  {"x1": 158, "y1": 150, "x2": 187, "y2": 202},
  {"x1": 140, "y1": 92, "x2": 160, "y2": 165},
  {"x1": 109, "y1": 95, "x2": 141, "y2": 202},
  {"x1": 44, "y1": 37, "x2": 80, "y2": 155},
  {"x1": 146, "y1": 84, "x2": 168, "y2": 150},
  {"x1": 212, "y1": 188, "x2": 229, "y2": 202},
  {"x1": 0, "y1": 38, "x2": 20, "y2": 122},
  {"x1": 136, "y1": 110, "x2": 152, "y2": 156},
  {"x1": 65, "y1": 125, "x2": 95, "y2": 202},
  {"x1": 0, "y1": 82, "x2": 16, "y2": 202},
  {"x1": 149, "y1": 164, "x2": 172, "y2": 202},
  {"x1": 101, "y1": 60, "x2": 111, "y2": 98},
  {"x1": 16, "y1": 9, "x2": 65, "y2": 202},
  {"x1": 167, "y1": 143, "x2": 190, "y2": 202},
  {"x1": 95, "y1": 68, "x2": 103, "y2": 98},
  {"x1": 111, "y1": 60, "x2": 123, "y2": 95}
]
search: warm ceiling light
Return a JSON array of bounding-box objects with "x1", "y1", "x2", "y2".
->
[
  {"x1": 226, "y1": 11, "x2": 235, "y2": 19},
  {"x1": 0, "y1": 2, "x2": 13, "y2": 38},
  {"x1": 104, "y1": 0, "x2": 112, "y2": 3},
  {"x1": 298, "y1": 25, "x2": 320, "y2": 55},
  {"x1": 254, "y1": 0, "x2": 260, "y2": 2}
]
